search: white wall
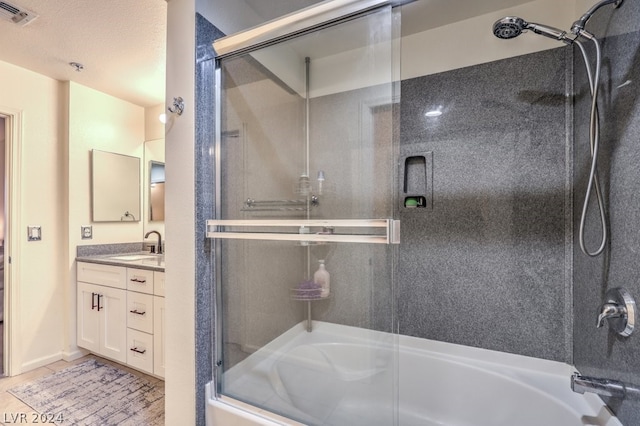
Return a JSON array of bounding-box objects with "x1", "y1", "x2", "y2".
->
[
  {"x1": 0, "y1": 58, "x2": 147, "y2": 373},
  {"x1": 145, "y1": 104, "x2": 166, "y2": 141},
  {"x1": 206, "y1": 0, "x2": 578, "y2": 102},
  {"x1": 0, "y1": 117, "x2": 5, "y2": 243},
  {"x1": 143, "y1": 138, "x2": 166, "y2": 238},
  {"x1": 143, "y1": 105, "x2": 166, "y2": 240},
  {"x1": 64, "y1": 82, "x2": 145, "y2": 360},
  {"x1": 197, "y1": 0, "x2": 264, "y2": 36},
  {"x1": 0, "y1": 59, "x2": 66, "y2": 372},
  {"x1": 67, "y1": 82, "x2": 145, "y2": 248},
  {"x1": 401, "y1": 0, "x2": 576, "y2": 80},
  {"x1": 165, "y1": 0, "x2": 197, "y2": 424}
]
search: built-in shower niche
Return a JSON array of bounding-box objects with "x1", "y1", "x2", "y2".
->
[{"x1": 399, "y1": 148, "x2": 433, "y2": 212}]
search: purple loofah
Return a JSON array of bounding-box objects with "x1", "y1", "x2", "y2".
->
[{"x1": 294, "y1": 280, "x2": 321, "y2": 299}]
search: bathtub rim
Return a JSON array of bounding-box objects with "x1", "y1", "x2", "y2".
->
[
  {"x1": 206, "y1": 381, "x2": 304, "y2": 426},
  {"x1": 208, "y1": 321, "x2": 621, "y2": 426}
]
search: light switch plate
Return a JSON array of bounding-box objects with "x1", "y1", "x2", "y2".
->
[
  {"x1": 27, "y1": 226, "x2": 42, "y2": 241},
  {"x1": 81, "y1": 225, "x2": 93, "y2": 240}
]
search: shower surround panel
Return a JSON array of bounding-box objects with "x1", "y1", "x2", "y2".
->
[
  {"x1": 572, "y1": 1, "x2": 640, "y2": 424},
  {"x1": 399, "y1": 47, "x2": 572, "y2": 363}
]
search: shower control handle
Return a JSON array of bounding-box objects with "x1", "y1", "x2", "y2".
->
[
  {"x1": 597, "y1": 288, "x2": 635, "y2": 337},
  {"x1": 597, "y1": 303, "x2": 626, "y2": 327}
]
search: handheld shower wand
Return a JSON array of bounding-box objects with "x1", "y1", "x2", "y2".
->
[
  {"x1": 492, "y1": 17, "x2": 574, "y2": 44},
  {"x1": 492, "y1": 1, "x2": 625, "y2": 257}
]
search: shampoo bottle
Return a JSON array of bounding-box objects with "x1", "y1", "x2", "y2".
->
[{"x1": 314, "y1": 260, "x2": 330, "y2": 298}]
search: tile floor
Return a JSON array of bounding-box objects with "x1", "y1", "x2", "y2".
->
[{"x1": 0, "y1": 354, "x2": 164, "y2": 425}]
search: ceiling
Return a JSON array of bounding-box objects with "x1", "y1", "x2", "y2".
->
[
  {"x1": 0, "y1": 0, "x2": 534, "y2": 108},
  {"x1": 0, "y1": 0, "x2": 167, "y2": 108}
]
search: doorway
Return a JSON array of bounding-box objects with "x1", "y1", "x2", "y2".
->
[{"x1": 0, "y1": 116, "x2": 5, "y2": 376}]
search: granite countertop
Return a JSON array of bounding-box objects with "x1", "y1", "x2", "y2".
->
[
  {"x1": 77, "y1": 252, "x2": 165, "y2": 272},
  {"x1": 76, "y1": 243, "x2": 165, "y2": 272}
]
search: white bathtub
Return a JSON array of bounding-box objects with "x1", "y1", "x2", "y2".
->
[{"x1": 206, "y1": 321, "x2": 621, "y2": 426}]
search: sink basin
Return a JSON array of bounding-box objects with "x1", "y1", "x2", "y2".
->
[
  {"x1": 109, "y1": 254, "x2": 160, "y2": 261},
  {"x1": 142, "y1": 258, "x2": 165, "y2": 266}
]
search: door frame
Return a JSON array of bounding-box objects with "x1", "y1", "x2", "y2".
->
[{"x1": 1, "y1": 106, "x2": 23, "y2": 377}]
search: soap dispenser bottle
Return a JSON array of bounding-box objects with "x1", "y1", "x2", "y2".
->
[{"x1": 314, "y1": 260, "x2": 330, "y2": 298}]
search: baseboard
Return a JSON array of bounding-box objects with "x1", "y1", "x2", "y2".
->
[
  {"x1": 62, "y1": 348, "x2": 87, "y2": 362},
  {"x1": 21, "y1": 351, "x2": 64, "y2": 373}
]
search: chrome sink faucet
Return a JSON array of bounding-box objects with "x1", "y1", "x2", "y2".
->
[{"x1": 145, "y1": 230, "x2": 163, "y2": 254}]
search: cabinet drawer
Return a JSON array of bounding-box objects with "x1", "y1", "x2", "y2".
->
[
  {"x1": 77, "y1": 262, "x2": 126, "y2": 290},
  {"x1": 154, "y1": 272, "x2": 165, "y2": 297},
  {"x1": 127, "y1": 292, "x2": 154, "y2": 333},
  {"x1": 127, "y1": 268, "x2": 154, "y2": 294},
  {"x1": 126, "y1": 328, "x2": 153, "y2": 375}
]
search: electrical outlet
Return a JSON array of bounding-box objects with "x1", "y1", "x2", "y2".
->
[
  {"x1": 27, "y1": 226, "x2": 41, "y2": 241},
  {"x1": 81, "y1": 225, "x2": 93, "y2": 240}
]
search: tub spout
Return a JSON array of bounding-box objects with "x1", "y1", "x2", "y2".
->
[{"x1": 571, "y1": 373, "x2": 640, "y2": 399}]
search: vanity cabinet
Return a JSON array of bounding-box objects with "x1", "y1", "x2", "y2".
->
[
  {"x1": 77, "y1": 263, "x2": 127, "y2": 363},
  {"x1": 77, "y1": 262, "x2": 165, "y2": 378},
  {"x1": 153, "y1": 295, "x2": 166, "y2": 377}
]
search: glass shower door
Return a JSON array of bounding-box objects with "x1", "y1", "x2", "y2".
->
[{"x1": 209, "y1": 4, "x2": 399, "y2": 425}]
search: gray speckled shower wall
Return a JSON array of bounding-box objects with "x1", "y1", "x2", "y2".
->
[
  {"x1": 196, "y1": 1, "x2": 640, "y2": 423},
  {"x1": 572, "y1": 2, "x2": 640, "y2": 425},
  {"x1": 195, "y1": 13, "x2": 223, "y2": 426},
  {"x1": 398, "y1": 47, "x2": 573, "y2": 363}
]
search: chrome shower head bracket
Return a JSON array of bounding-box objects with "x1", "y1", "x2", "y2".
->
[{"x1": 572, "y1": 0, "x2": 624, "y2": 35}]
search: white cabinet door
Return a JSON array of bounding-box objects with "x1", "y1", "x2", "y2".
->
[
  {"x1": 77, "y1": 281, "x2": 127, "y2": 362},
  {"x1": 100, "y1": 286, "x2": 127, "y2": 363},
  {"x1": 153, "y1": 296, "x2": 165, "y2": 378},
  {"x1": 77, "y1": 282, "x2": 100, "y2": 353}
]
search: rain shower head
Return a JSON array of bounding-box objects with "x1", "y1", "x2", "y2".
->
[{"x1": 493, "y1": 16, "x2": 573, "y2": 44}]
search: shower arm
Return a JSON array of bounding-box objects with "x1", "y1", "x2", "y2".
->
[{"x1": 571, "y1": 0, "x2": 623, "y2": 34}]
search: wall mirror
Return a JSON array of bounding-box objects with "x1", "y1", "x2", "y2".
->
[
  {"x1": 149, "y1": 161, "x2": 165, "y2": 221},
  {"x1": 91, "y1": 149, "x2": 141, "y2": 222},
  {"x1": 144, "y1": 138, "x2": 165, "y2": 234}
]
